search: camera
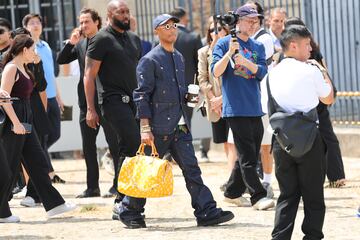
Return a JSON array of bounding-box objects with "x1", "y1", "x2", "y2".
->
[{"x1": 216, "y1": 11, "x2": 239, "y2": 29}]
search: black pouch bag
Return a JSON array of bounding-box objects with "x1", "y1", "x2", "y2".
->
[{"x1": 266, "y1": 75, "x2": 318, "y2": 158}]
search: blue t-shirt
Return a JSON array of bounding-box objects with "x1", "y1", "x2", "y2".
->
[
  {"x1": 211, "y1": 35, "x2": 267, "y2": 117},
  {"x1": 36, "y1": 40, "x2": 56, "y2": 98}
]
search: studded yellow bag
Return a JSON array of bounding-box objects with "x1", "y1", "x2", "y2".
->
[{"x1": 117, "y1": 142, "x2": 173, "y2": 198}]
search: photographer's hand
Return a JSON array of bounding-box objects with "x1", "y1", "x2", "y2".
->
[
  {"x1": 228, "y1": 38, "x2": 240, "y2": 55},
  {"x1": 213, "y1": 38, "x2": 239, "y2": 78}
]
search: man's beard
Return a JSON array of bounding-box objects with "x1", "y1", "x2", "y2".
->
[{"x1": 113, "y1": 17, "x2": 130, "y2": 31}]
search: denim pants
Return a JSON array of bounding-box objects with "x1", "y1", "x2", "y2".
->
[{"x1": 119, "y1": 126, "x2": 221, "y2": 221}]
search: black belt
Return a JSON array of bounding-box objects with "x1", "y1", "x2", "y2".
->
[{"x1": 105, "y1": 94, "x2": 132, "y2": 104}]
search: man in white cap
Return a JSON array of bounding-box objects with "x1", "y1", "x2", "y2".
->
[{"x1": 117, "y1": 13, "x2": 234, "y2": 229}]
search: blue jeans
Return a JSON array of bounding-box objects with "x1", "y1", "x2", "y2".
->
[{"x1": 119, "y1": 126, "x2": 221, "y2": 221}]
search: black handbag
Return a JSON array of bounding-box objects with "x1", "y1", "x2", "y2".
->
[{"x1": 266, "y1": 75, "x2": 318, "y2": 158}]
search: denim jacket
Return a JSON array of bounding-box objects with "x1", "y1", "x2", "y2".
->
[{"x1": 133, "y1": 45, "x2": 190, "y2": 135}]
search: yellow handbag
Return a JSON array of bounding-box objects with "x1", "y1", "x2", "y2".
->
[{"x1": 117, "y1": 142, "x2": 173, "y2": 198}]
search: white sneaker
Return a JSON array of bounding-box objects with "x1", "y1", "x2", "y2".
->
[
  {"x1": 0, "y1": 215, "x2": 20, "y2": 223},
  {"x1": 13, "y1": 186, "x2": 27, "y2": 199},
  {"x1": 224, "y1": 197, "x2": 251, "y2": 207},
  {"x1": 253, "y1": 197, "x2": 275, "y2": 210},
  {"x1": 20, "y1": 196, "x2": 41, "y2": 207},
  {"x1": 102, "y1": 150, "x2": 114, "y2": 176},
  {"x1": 47, "y1": 202, "x2": 77, "y2": 218}
]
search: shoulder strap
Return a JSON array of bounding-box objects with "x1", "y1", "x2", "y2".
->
[
  {"x1": 15, "y1": 69, "x2": 20, "y2": 81},
  {"x1": 254, "y1": 29, "x2": 268, "y2": 40},
  {"x1": 266, "y1": 75, "x2": 275, "y2": 115}
]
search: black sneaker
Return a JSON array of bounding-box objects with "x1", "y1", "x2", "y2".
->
[
  {"x1": 120, "y1": 217, "x2": 146, "y2": 229},
  {"x1": 102, "y1": 186, "x2": 117, "y2": 198},
  {"x1": 76, "y1": 188, "x2": 101, "y2": 198},
  {"x1": 197, "y1": 210, "x2": 234, "y2": 227}
]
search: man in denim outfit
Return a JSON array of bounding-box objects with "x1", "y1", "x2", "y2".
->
[{"x1": 117, "y1": 14, "x2": 234, "y2": 229}]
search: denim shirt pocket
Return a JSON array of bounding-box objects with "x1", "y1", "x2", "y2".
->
[{"x1": 151, "y1": 102, "x2": 174, "y2": 133}]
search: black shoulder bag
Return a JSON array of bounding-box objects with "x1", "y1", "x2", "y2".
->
[{"x1": 266, "y1": 75, "x2": 319, "y2": 158}]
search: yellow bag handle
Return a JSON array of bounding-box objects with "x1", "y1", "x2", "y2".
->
[
  {"x1": 136, "y1": 142, "x2": 159, "y2": 158},
  {"x1": 150, "y1": 141, "x2": 159, "y2": 158}
]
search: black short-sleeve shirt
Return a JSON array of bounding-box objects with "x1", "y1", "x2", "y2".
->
[{"x1": 87, "y1": 26, "x2": 142, "y2": 103}]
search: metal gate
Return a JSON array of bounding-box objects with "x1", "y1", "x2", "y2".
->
[{"x1": 304, "y1": 0, "x2": 360, "y2": 126}]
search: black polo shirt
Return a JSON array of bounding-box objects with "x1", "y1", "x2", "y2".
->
[{"x1": 87, "y1": 26, "x2": 142, "y2": 104}]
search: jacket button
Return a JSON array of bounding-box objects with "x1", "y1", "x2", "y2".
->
[
  {"x1": 162, "y1": 90, "x2": 166, "y2": 94},
  {"x1": 172, "y1": 78, "x2": 175, "y2": 82},
  {"x1": 167, "y1": 117, "x2": 171, "y2": 120}
]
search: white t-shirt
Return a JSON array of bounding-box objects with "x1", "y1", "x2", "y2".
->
[
  {"x1": 252, "y1": 28, "x2": 274, "y2": 60},
  {"x1": 251, "y1": 28, "x2": 275, "y2": 114},
  {"x1": 265, "y1": 58, "x2": 331, "y2": 114}
]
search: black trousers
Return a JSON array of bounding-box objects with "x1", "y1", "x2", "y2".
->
[
  {"x1": 0, "y1": 101, "x2": 64, "y2": 218},
  {"x1": 318, "y1": 106, "x2": 345, "y2": 181},
  {"x1": 271, "y1": 133, "x2": 326, "y2": 240},
  {"x1": 224, "y1": 116, "x2": 267, "y2": 205},
  {"x1": 101, "y1": 96, "x2": 141, "y2": 193},
  {"x1": 26, "y1": 132, "x2": 51, "y2": 202},
  {"x1": 79, "y1": 106, "x2": 120, "y2": 190},
  {"x1": 41, "y1": 97, "x2": 61, "y2": 172},
  {"x1": 0, "y1": 141, "x2": 12, "y2": 216}
]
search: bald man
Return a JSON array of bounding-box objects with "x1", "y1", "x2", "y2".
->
[{"x1": 84, "y1": 0, "x2": 142, "y2": 206}]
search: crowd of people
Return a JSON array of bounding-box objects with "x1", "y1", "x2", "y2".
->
[{"x1": 0, "y1": 0, "x2": 357, "y2": 238}]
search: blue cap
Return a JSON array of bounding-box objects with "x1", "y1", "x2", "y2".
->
[
  {"x1": 236, "y1": 5, "x2": 263, "y2": 18},
  {"x1": 153, "y1": 14, "x2": 179, "y2": 29}
]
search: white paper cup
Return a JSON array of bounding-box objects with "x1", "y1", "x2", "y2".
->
[{"x1": 187, "y1": 84, "x2": 200, "y2": 107}]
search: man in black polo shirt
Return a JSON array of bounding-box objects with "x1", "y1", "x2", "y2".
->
[{"x1": 84, "y1": 0, "x2": 141, "y2": 202}]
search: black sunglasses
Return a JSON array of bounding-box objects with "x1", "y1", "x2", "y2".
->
[{"x1": 209, "y1": 26, "x2": 223, "y2": 33}]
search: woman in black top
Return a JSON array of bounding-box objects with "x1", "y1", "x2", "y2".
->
[
  {"x1": 0, "y1": 34, "x2": 75, "y2": 223},
  {"x1": 10, "y1": 27, "x2": 52, "y2": 206}
]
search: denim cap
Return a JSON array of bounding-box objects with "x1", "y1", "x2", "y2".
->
[
  {"x1": 153, "y1": 14, "x2": 179, "y2": 29},
  {"x1": 236, "y1": 5, "x2": 263, "y2": 18}
]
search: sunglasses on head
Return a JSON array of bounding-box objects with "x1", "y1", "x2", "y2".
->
[
  {"x1": 161, "y1": 23, "x2": 178, "y2": 30},
  {"x1": 209, "y1": 26, "x2": 223, "y2": 33}
]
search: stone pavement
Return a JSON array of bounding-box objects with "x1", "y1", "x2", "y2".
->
[{"x1": 0, "y1": 150, "x2": 359, "y2": 240}]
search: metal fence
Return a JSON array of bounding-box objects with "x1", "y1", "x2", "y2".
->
[
  {"x1": 135, "y1": 0, "x2": 360, "y2": 126},
  {"x1": 303, "y1": 0, "x2": 360, "y2": 126}
]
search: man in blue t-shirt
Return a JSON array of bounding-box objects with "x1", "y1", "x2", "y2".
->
[
  {"x1": 23, "y1": 14, "x2": 63, "y2": 181},
  {"x1": 212, "y1": 5, "x2": 274, "y2": 210}
]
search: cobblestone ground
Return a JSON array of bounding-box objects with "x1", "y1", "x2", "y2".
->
[{"x1": 1, "y1": 151, "x2": 359, "y2": 240}]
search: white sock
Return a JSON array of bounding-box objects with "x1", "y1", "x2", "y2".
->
[{"x1": 263, "y1": 173, "x2": 272, "y2": 184}]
